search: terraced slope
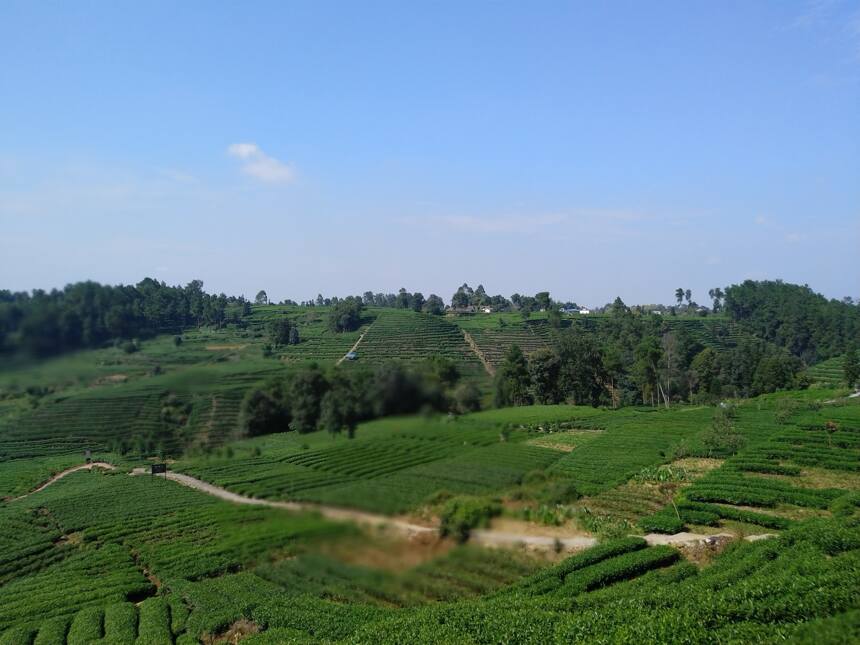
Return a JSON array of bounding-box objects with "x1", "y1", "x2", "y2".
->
[
  {"x1": 454, "y1": 317, "x2": 553, "y2": 369},
  {"x1": 806, "y1": 355, "x2": 845, "y2": 386},
  {"x1": 349, "y1": 310, "x2": 486, "y2": 378}
]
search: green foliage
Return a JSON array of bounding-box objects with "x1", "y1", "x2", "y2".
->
[
  {"x1": 439, "y1": 496, "x2": 501, "y2": 542},
  {"x1": 494, "y1": 345, "x2": 532, "y2": 407},
  {"x1": 328, "y1": 297, "x2": 364, "y2": 333}
]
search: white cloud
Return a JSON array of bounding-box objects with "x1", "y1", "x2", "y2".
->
[
  {"x1": 227, "y1": 143, "x2": 294, "y2": 183},
  {"x1": 754, "y1": 215, "x2": 769, "y2": 225},
  {"x1": 784, "y1": 232, "x2": 805, "y2": 243}
]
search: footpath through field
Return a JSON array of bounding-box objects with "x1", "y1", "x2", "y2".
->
[
  {"x1": 10, "y1": 462, "x2": 776, "y2": 550},
  {"x1": 131, "y1": 468, "x2": 773, "y2": 550},
  {"x1": 10, "y1": 462, "x2": 116, "y2": 501}
]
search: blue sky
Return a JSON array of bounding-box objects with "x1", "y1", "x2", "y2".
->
[{"x1": 1, "y1": 1, "x2": 858, "y2": 306}]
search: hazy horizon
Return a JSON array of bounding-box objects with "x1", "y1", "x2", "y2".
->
[{"x1": 2, "y1": 1, "x2": 858, "y2": 305}]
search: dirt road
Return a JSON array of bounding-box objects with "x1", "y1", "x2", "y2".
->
[
  {"x1": 10, "y1": 462, "x2": 116, "y2": 501},
  {"x1": 13, "y1": 462, "x2": 775, "y2": 550}
]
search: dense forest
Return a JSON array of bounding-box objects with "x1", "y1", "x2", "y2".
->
[
  {"x1": 723, "y1": 280, "x2": 859, "y2": 362},
  {"x1": 0, "y1": 279, "x2": 249, "y2": 356}
]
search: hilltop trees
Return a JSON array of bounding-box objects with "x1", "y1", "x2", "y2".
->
[
  {"x1": 254, "y1": 290, "x2": 268, "y2": 305},
  {"x1": 423, "y1": 294, "x2": 445, "y2": 315},
  {"x1": 328, "y1": 297, "x2": 364, "y2": 333},
  {"x1": 268, "y1": 317, "x2": 300, "y2": 347},
  {"x1": 0, "y1": 279, "x2": 249, "y2": 357},
  {"x1": 708, "y1": 287, "x2": 724, "y2": 312},
  {"x1": 723, "y1": 280, "x2": 860, "y2": 362}
]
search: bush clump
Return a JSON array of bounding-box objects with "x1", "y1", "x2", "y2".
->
[{"x1": 439, "y1": 496, "x2": 501, "y2": 542}]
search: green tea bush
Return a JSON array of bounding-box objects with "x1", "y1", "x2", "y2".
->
[
  {"x1": 103, "y1": 602, "x2": 136, "y2": 643},
  {"x1": 638, "y1": 510, "x2": 685, "y2": 534}
]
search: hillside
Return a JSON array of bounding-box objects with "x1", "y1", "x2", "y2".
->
[{"x1": 2, "y1": 293, "x2": 859, "y2": 643}]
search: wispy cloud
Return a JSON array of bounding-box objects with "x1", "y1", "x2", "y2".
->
[{"x1": 227, "y1": 143, "x2": 294, "y2": 183}]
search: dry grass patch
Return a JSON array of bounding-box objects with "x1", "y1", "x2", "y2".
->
[
  {"x1": 671, "y1": 457, "x2": 724, "y2": 479},
  {"x1": 205, "y1": 344, "x2": 247, "y2": 351},
  {"x1": 316, "y1": 533, "x2": 453, "y2": 572}
]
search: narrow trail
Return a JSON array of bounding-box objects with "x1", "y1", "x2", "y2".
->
[
  {"x1": 463, "y1": 330, "x2": 495, "y2": 376},
  {"x1": 337, "y1": 324, "x2": 372, "y2": 365},
  {"x1": 131, "y1": 469, "x2": 774, "y2": 550},
  {"x1": 10, "y1": 462, "x2": 116, "y2": 501},
  {"x1": 129, "y1": 468, "x2": 435, "y2": 537},
  {"x1": 10, "y1": 462, "x2": 776, "y2": 551}
]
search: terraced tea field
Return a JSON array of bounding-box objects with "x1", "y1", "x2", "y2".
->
[
  {"x1": 805, "y1": 354, "x2": 846, "y2": 386},
  {"x1": 347, "y1": 309, "x2": 487, "y2": 378}
]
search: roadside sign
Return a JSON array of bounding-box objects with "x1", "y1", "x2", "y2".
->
[
  {"x1": 84, "y1": 449, "x2": 92, "y2": 464},
  {"x1": 151, "y1": 463, "x2": 168, "y2": 475}
]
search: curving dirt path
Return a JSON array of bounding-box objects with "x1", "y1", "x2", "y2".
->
[
  {"x1": 10, "y1": 462, "x2": 116, "y2": 502},
  {"x1": 129, "y1": 469, "x2": 775, "y2": 550},
  {"x1": 130, "y1": 468, "x2": 436, "y2": 537},
  {"x1": 10, "y1": 461, "x2": 776, "y2": 550}
]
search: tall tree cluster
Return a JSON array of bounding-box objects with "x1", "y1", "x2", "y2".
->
[
  {"x1": 494, "y1": 293, "x2": 812, "y2": 409},
  {"x1": 0, "y1": 279, "x2": 248, "y2": 357},
  {"x1": 239, "y1": 358, "x2": 480, "y2": 438},
  {"x1": 723, "y1": 280, "x2": 860, "y2": 363}
]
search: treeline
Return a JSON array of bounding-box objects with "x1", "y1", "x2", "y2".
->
[
  {"x1": 300, "y1": 290, "x2": 446, "y2": 315},
  {"x1": 724, "y1": 280, "x2": 860, "y2": 363},
  {"x1": 240, "y1": 358, "x2": 482, "y2": 438},
  {"x1": 495, "y1": 297, "x2": 808, "y2": 408},
  {"x1": 0, "y1": 279, "x2": 249, "y2": 357}
]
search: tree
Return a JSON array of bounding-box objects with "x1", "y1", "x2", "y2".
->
[
  {"x1": 268, "y1": 318, "x2": 293, "y2": 346},
  {"x1": 529, "y1": 348, "x2": 562, "y2": 404},
  {"x1": 451, "y1": 285, "x2": 471, "y2": 308},
  {"x1": 453, "y1": 382, "x2": 482, "y2": 414},
  {"x1": 556, "y1": 332, "x2": 608, "y2": 407},
  {"x1": 318, "y1": 375, "x2": 361, "y2": 438},
  {"x1": 288, "y1": 326, "x2": 300, "y2": 345},
  {"x1": 702, "y1": 405, "x2": 744, "y2": 456},
  {"x1": 844, "y1": 347, "x2": 859, "y2": 388},
  {"x1": 691, "y1": 347, "x2": 720, "y2": 398},
  {"x1": 546, "y1": 307, "x2": 562, "y2": 329},
  {"x1": 684, "y1": 289, "x2": 692, "y2": 306},
  {"x1": 328, "y1": 297, "x2": 364, "y2": 333},
  {"x1": 633, "y1": 335, "x2": 664, "y2": 406},
  {"x1": 239, "y1": 380, "x2": 290, "y2": 437},
  {"x1": 410, "y1": 292, "x2": 426, "y2": 312},
  {"x1": 494, "y1": 345, "x2": 533, "y2": 407},
  {"x1": 675, "y1": 288, "x2": 684, "y2": 307},
  {"x1": 423, "y1": 294, "x2": 445, "y2": 315},
  {"x1": 534, "y1": 291, "x2": 551, "y2": 311},
  {"x1": 708, "y1": 287, "x2": 724, "y2": 313},
  {"x1": 289, "y1": 365, "x2": 329, "y2": 433},
  {"x1": 369, "y1": 363, "x2": 433, "y2": 417},
  {"x1": 254, "y1": 290, "x2": 268, "y2": 305}
]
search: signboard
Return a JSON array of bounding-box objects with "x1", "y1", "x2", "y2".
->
[
  {"x1": 84, "y1": 449, "x2": 92, "y2": 464},
  {"x1": 151, "y1": 463, "x2": 168, "y2": 475}
]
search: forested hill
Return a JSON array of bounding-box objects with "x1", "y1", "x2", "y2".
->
[
  {"x1": 724, "y1": 280, "x2": 860, "y2": 363},
  {"x1": 1, "y1": 278, "x2": 857, "y2": 364},
  {"x1": 0, "y1": 279, "x2": 249, "y2": 357}
]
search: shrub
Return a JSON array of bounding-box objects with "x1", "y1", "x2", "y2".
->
[{"x1": 439, "y1": 496, "x2": 501, "y2": 542}]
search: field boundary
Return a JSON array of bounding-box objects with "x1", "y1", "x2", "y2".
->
[{"x1": 463, "y1": 330, "x2": 495, "y2": 376}]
